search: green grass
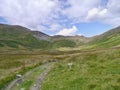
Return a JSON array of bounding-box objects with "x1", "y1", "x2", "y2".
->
[
  {"x1": 0, "y1": 24, "x2": 51, "y2": 49},
  {"x1": 12, "y1": 64, "x2": 46, "y2": 90},
  {"x1": 89, "y1": 35, "x2": 120, "y2": 48},
  {"x1": 0, "y1": 52, "x2": 58, "y2": 89},
  {"x1": 0, "y1": 25, "x2": 120, "y2": 90},
  {"x1": 51, "y1": 39, "x2": 76, "y2": 48},
  {"x1": 42, "y1": 48, "x2": 120, "y2": 90},
  {"x1": 0, "y1": 34, "x2": 51, "y2": 49},
  {"x1": 18, "y1": 80, "x2": 33, "y2": 90},
  {"x1": 0, "y1": 48, "x2": 120, "y2": 90},
  {"x1": 87, "y1": 27, "x2": 120, "y2": 49},
  {"x1": 0, "y1": 24, "x2": 78, "y2": 49}
]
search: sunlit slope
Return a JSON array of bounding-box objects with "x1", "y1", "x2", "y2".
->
[
  {"x1": 0, "y1": 24, "x2": 87, "y2": 49},
  {"x1": 87, "y1": 27, "x2": 120, "y2": 49},
  {"x1": 0, "y1": 24, "x2": 120, "y2": 49},
  {"x1": 42, "y1": 48, "x2": 120, "y2": 90},
  {"x1": 0, "y1": 24, "x2": 50, "y2": 49}
]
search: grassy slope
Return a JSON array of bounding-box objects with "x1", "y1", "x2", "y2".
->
[
  {"x1": 51, "y1": 39, "x2": 76, "y2": 48},
  {"x1": 0, "y1": 24, "x2": 50, "y2": 49},
  {"x1": 42, "y1": 48, "x2": 120, "y2": 90},
  {"x1": 87, "y1": 27, "x2": 120, "y2": 49},
  {"x1": 0, "y1": 25, "x2": 120, "y2": 90},
  {"x1": 0, "y1": 54, "x2": 39, "y2": 89},
  {"x1": 0, "y1": 51, "x2": 60, "y2": 89},
  {"x1": 0, "y1": 24, "x2": 120, "y2": 50},
  {"x1": 51, "y1": 35, "x2": 89, "y2": 46},
  {"x1": 12, "y1": 64, "x2": 45, "y2": 90},
  {"x1": 0, "y1": 24, "x2": 80, "y2": 49},
  {"x1": 50, "y1": 35, "x2": 88, "y2": 49}
]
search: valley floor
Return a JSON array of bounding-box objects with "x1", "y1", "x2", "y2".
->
[
  {"x1": 42, "y1": 48, "x2": 120, "y2": 90},
  {"x1": 6, "y1": 62, "x2": 54, "y2": 90},
  {"x1": 0, "y1": 48, "x2": 120, "y2": 90}
]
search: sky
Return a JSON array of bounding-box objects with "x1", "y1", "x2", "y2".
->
[{"x1": 0, "y1": 0, "x2": 120, "y2": 37}]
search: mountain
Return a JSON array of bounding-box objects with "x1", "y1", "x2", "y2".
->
[
  {"x1": 0, "y1": 24, "x2": 50, "y2": 49},
  {"x1": 49, "y1": 35, "x2": 89, "y2": 48},
  {"x1": 88, "y1": 26, "x2": 120, "y2": 48},
  {"x1": 0, "y1": 24, "x2": 87, "y2": 49},
  {"x1": 52, "y1": 35, "x2": 89, "y2": 45},
  {"x1": 0, "y1": 23, "x2": 120, "y2": 50},
  {"x1": 32, "y1": 31, "x2": 50, "y2": 40}
]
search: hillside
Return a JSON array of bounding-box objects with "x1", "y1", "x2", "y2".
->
[
  {"x1": 52, "y1": 35, "x2": 89, "y2": 46},
  {"x1": 0, "y1": 24, "x2": 50, "y2": 49},
  {"x1": 0, "y1": 24, "x2": 120, "y2": 90},
  {"x1": 0, "y1": 24, "x2": 120, "y2": 50},
  {"x1": 0, "y1": 24, "x2": 88, "y2": 49},
  {"x1": 85, "y1": 26, "x2": 120, "y2": 49},
  {"x1": 32, "y1": 31, "x2": 50, "y2": 40},
  {"x1": 42, "y1": 48, "x2": 120, "y2": 90}
]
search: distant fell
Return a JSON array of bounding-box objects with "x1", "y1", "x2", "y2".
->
[
  {"x1": 0, "y1": 24, "x2": 90, "y2": 49},
  {"x1": 32, "y1": 31, "x2": 50, "y2": 40},
  {"x1": 0, "y1": 23, "x2": 120, "y2": 50},
  {"x1": 89, "y1": 26, "x2": 120, "y2": 48},
  {"x1": 0, "y1": 24, "x2": 50, "y2": 49}
]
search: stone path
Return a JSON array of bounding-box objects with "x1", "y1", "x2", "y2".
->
[
  {"x1": 5, "y1": 62, "x2": 55, "y2": 90},
  {"x1": 30, "y1": 63, "x2": 54, "y2": 90}
]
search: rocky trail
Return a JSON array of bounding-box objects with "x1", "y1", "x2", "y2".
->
[{"x1": 5, "y1": 62, "x2": 55, "y2": 90}]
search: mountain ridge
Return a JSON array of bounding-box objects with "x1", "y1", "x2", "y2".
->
[{"x1": 0, "y1": 23, "x2": 120, "y2": 50}]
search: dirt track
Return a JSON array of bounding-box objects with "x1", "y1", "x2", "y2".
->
[{"x1": 5, "y1": 62, "x2": 55, "y2": 90}]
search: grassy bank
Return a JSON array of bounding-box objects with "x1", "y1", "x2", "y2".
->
[
  {"x1": 42, "y1": 48, "x2": 120, "y2": 90},
  {"x1": 0, "y1": 51, "x2": 60, "y2": 89}
]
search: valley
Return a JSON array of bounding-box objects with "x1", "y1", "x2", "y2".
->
[{"x1": 0, "y1": 24, "x2": 120, "y2": 90}]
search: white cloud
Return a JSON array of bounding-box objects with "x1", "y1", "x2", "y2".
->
[
  {"x1": 61, "y1": 0, "x2": 101, "y2": 22},
  {"x1": 104, "y1": 0, "x2": 120, "y2": 26},
  {"x1": 0, "y1": 0, "x2": 58, "y2": 29},
  {"x1": 56, "y1": 26, "x2": 78, "y2": 36},
  {"x1": 0, "y1": 0, "x2": 120, "y2": 35},
  {"x1": 36, "y1": 23, "x2": 63, "y2": 33},
  {"x1": 61, "y1": 0, "x2": 120, "y2": 26},
  {"x1": 86, "y1": 8, "x2": 99, "y2": 20},
  {"x1": 86, "y1": 8, "x2": 107, "y2": 21},
  {"x1": 107, "y1": 0, "x2": 120, "y2": 13},
  {"x1": 48, "y1": 23, "x2": 63, "y2": 31}
]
